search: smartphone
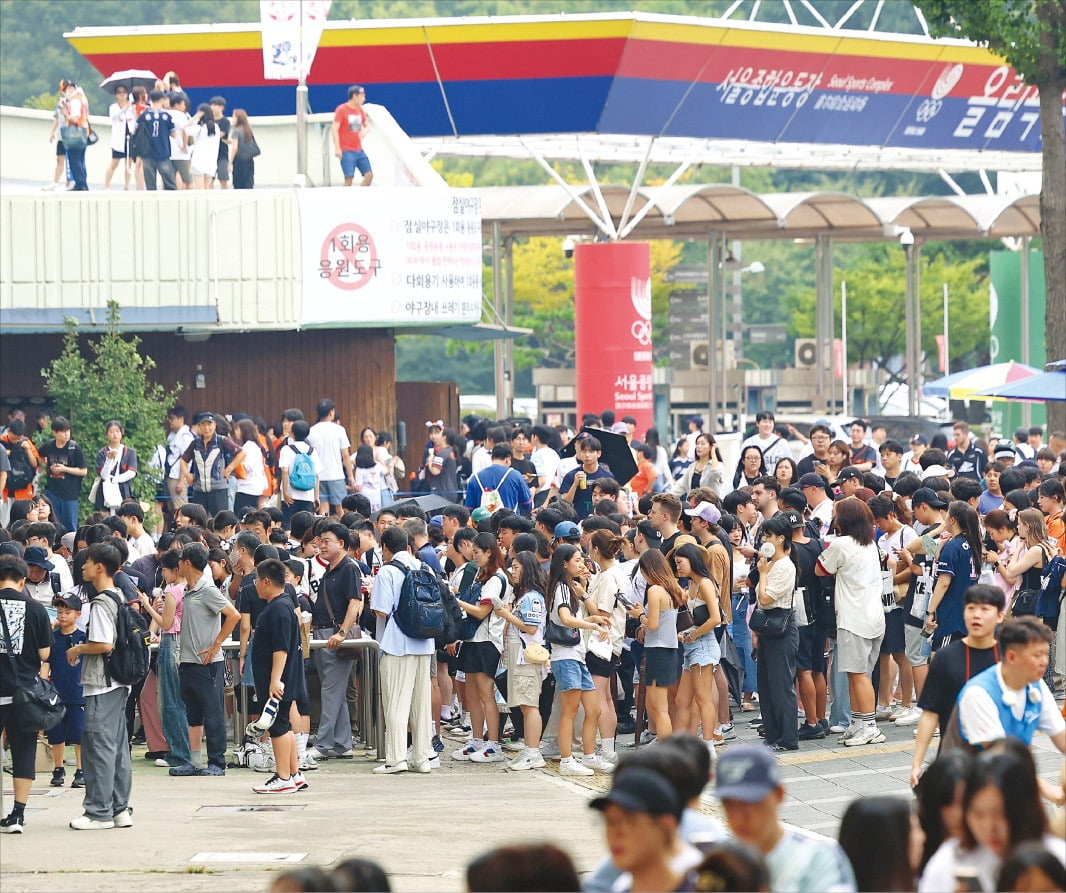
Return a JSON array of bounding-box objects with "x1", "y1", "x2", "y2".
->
[
  {"x1": 954, "y1": 867, "x2": 982, "y2": 892},
  {"x1": 616, "y1": 591, "x2": 637, "y2": 611}
]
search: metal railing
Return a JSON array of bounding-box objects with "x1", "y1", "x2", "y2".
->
[{"x1": 150, "y1": 637, "x2": 384, "y2": 759}]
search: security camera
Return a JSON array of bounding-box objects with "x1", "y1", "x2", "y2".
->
[
  {"x1": 899, "y1": 228, "x2": 915, "y2": 247},
  {"x1": 562, "y1": 237, "x2": 575, "y2": 259}
]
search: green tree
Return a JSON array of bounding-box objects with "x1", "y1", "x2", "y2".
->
[
  {"x1": 41, "y1": 301, "x2": 181, "y2": 521},
  {"x1": 918, "y1": 0, "x2": 1065, "y2": 431}
]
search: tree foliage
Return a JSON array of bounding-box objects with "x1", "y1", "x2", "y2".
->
[{"x1": 41, "y1": 301, "x2": 181, "y2": 520}]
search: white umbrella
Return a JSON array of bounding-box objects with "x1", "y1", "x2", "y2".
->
[{"x1": 99, "y1": 69, "x2": 159, "y2": 95}]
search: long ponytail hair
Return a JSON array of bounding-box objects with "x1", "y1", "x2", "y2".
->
[
  {"x1": 546, "y1": 543, "x2": 581, "y2": 616},
  {"x1": 948, "y1": 501, "x2": 983, "y2": 568}
]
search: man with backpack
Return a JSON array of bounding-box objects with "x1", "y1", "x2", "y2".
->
[
  {"x1": 178, "y1": 413, "x2": 240, "y2": 517},
  {"x1": 67, "y1": 542, "x2": 134, "y2": 830},
  {"x1": 465, "y1": 444, "x2": 533, "y2": 516},
  {"x1": 279, "y1": 420, "x2": 322, "y2": 528},
  {"x1": 1, "y1": 418, "x2": 40, "y2": 504},
  {"x1": 371, "y1": 526, "x2": 437, "y2": 774}
]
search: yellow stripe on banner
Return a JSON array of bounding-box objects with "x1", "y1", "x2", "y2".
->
[
  {"x1": 318, "y1": 18, "x2": 633, "y2": 47},
  {"x1": 68, "y1": 30, "x2": 263, "y2": 54}
]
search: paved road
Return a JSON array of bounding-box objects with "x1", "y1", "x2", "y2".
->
[{"x1": 3, "y1": 699, "x2": 1062, "y2": 892}]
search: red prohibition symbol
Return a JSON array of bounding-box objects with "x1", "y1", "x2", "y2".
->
[{"x1": 320, "y1": 223, "x2": 378, "y2": 291}]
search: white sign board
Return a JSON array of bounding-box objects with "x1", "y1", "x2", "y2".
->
[
  {"x1": 297, "y1": 188, "x2": 483, "y2": 328},
  {"x1": 260, "y1": 0, "x2": 331, "y2": 81}
]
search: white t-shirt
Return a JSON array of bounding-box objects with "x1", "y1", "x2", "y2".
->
[
  {"x1": 168, "y1": 108, "x2": 190, "y2": 160},
  {"x1": 587, "y1": 564, "x2": 628, "y2": 656},
  {"x1": 187, "y1": 121, "x2": 221, "y2": 175},
  {"x1": 306, "y1": 421, "x2": 351, "y2": 482},
  {"x1": 548, "y1": 583, "x2": 586, "y2": 662},
  {"x1": 741, "y1": 433, "x2": 792, "y2": 474},
  {"x1": 235, "y1": 441, "x2": 267, "y2": 496},
  {"x1": 809, "y1": 499, "x2": 834, "y2": 540},
  {"x1": 552, "y1": 456, "x2": 580, "y2": 490},
  {"x1": 531, "y1": 446, "x2": 560, "y2": 491},
  {"x1": 920, "y1": 834, "x2": 1066, "y2": 893},
  {"x1": 354, "y1": 464, "x2": 384, "y2": 512},
  {"x1": 470, "y1": 445, "x2": 491, "y2": 475},
  {"x1": 471, "y1": 572, "x2": 508, "y2": 652},
  {"x1": 278, "y1": 442, "x2": 323, "y2": 502},
  {"x1": 816, "y1": 536, "x2": 886, "y2": 639},
  {"x1": 83, "y1": 598, "x2": 125, "y2": 698},
  {"x1": 127, "y1": 532, "x2": 155, "y2": 563},
  {"x1": 761, "y1": 557, "x2": 797, "y2": 610},
  {"x1": 108, "y1": 101, "x2": 133, "y2": 153}
]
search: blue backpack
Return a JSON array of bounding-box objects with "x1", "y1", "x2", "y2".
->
[
  {"x1": 1036, "y1": 555, "x2": 1066, "y2": 629},
  {"x1": 389, "y1": 561, "x2": 448, "y2": 640},
  {"x1": 286, "y1": 443, "x2": 316, "y2": 491}
]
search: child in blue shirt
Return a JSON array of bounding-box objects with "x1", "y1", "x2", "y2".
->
[{"x1": 46, "y1": 594, "x2": 87, "y2": 788}]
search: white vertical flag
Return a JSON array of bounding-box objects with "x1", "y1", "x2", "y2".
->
[{"x1": 260, "y1": 0, "x2": 332, "y2": 81}]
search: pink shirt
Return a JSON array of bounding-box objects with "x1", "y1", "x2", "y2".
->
[{"x1": 163, "y1": 582, "x2": 185, "y2": 634}]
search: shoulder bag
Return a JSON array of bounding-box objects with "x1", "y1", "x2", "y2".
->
[
  {"x1": 320, "y1": 563, "x2": 360, "y2": 660},
  {"x1": 545, "y1": 587, "x2": 581, "y2": 647},
  {"x1": 1011, "y1": 543, "x2": 1051, "y2": 617},
  {"x1": 60, "y1": 124, "x2": 87, "y2": 151},
  {"x1": 0, "y1": 602, "x2": 66, "y2": 732},
  {"x1": 748, "y1": 563, "x2": 795, "y2": 639}
]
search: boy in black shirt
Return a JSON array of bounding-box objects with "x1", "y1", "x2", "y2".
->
[
  {"x1": 910, "y1": 584, "x2": 1004, "y2": 789},
  {"x1": 251, "y1": 559, "x2": 307, "y2": 795}
]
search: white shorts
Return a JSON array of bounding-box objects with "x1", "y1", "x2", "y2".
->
[{"x1": 836, "y1": 628, "x2": 884, "y2": 675}]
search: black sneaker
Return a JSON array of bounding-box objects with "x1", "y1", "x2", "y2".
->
[
  {"x1": 818, "y1": 718, "x2": 830, "y2": 734},
  {"x1": 431, "y1": 735, "x2": 444, "y2": 754},
  {"x1": 71, "y1": 769, "x2": 86, "y2": 788},
  {"x1": 0, "y1": 812, "x2": 24, "y2": 833},
  {"x1": 798, "y1": 723, "x2": 827, "y2": 741},
  {"x1": 50, "y1": 768, "x2": 66, "y2": 787}
]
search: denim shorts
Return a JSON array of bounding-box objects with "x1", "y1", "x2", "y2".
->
[
  {"x1": 682, "y1": 633, "x2": 720, "y2": 670},
  {"x1": 340, "y1": 149, "x2": 372, "y2": 178},
  {"x1": 551, "y1": 658, "x2": 594, "y2": 692},
  {"x1": 319, "y1": 479, "x2": 348, "y2": 506}
]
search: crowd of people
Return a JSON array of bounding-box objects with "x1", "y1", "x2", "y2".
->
[
  {"x1": 1, "y1": 401, "x2": 1064, "y2": 891},
  {"x1": 42, "y1": 71, "x2": 375, "y2": 192}
]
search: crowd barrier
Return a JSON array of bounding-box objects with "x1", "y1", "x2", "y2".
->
[{"x1": 148, "y1": 637, "x2": 384, "y2": 760}]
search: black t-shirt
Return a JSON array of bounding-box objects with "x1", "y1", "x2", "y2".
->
[
  {"x1": 796, "y1": 454, "x2": 830, "y2": 477},
  {"x1": 791, "y1": 536, "x2": 824, "y2": 622},
  {"x1": 0, "y1": 589, "x2": 51, "y2": 698},
  {"x1": 251, "y1": 595, "x2": 306, "y2": 703},
  {"x1": 216, "y1": 116, "x2": 231, "y2": 161},
  {"x1": 237, "y1": 572, "x2": 265, "y2": 629},
  {"x1": 312, "y1": 556, "x2": 362, "y2": 629},
  {"x1": 660, "y1": 530, "x2": 683, "y2": 556},
  {"x1": 917, "y1": 639, "x2": 999, "y2": 735},
  {"x1": 510, "y1": 457, "x2": 537, "y2": 486},
  {"x1": 39, "y1": 438, "x2": 87, "y2": 502}
]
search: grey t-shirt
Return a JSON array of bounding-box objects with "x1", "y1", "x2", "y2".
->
[{"x1": 179, "y1": 579, "x2": 229, "y2": 664}]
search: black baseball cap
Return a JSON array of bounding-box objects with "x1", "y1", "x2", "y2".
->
[
  {"x1": 798, "y1": 472, "x2": 828, "y2": 490},
  {"x1": 590, "y1": 767, "x2": 682, "y2": 819},
  {"x1": 832, "y1": 467, "x2": 864, "y2": 486},
  {"x1": 23, "y1": 546, "x2": 54, "y2": 571},
  {"x1": 53, "y1": 593, "x2": 82, "y2": 611},
  {"x1": 911, "y1": 487, "x2": 948, "y2": 510},
  {"x1": 716, "y1": 744, "x2": 783, "y2": 802},
  {"x1": 780, "y1": 509, "x2": 804, "y2": 529},
  {"x1": 193, "y1": 411, "x2": 216, "y2": 425},
  {"x1": 636, "y1": 520, "x2": 663, "y2": 546}
]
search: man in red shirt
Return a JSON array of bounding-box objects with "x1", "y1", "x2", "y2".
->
[{"x1": 331, "y1": 85, "x2": 373, "y2": 186}]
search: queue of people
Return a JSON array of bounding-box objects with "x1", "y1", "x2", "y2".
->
[{"x1": 1, "y1": 401, "x2": 1064, "y2": 893}]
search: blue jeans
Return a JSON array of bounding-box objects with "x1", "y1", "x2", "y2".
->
[
  {"x1": 46, "y1": 491, "x2": 79, "y2": 535},
  {"x1": 731, "y1": 594, "x2": 758, "y2": 694},
  {"x1": 828, "y1": 638, "x2": 852, "y2": 728},
  {"x1": 158, "y1": 634, "x2": 190, "y2": 765},
  {"x1": 66, "y1": 146, "x2": 88, "y2": 190},
  {"x1": 179, "y1": 661, "x2": 227, "y2": 770}
]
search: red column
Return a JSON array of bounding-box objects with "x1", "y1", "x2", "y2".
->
[{"x1": 574, "y1": 242, "x2": 654, "y2": 433}]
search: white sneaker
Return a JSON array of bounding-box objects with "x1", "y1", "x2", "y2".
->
[
  {"x1": 372, "y1": 761, "x2": 409, "y2": 775},
  {"x1": 112, "y1": 808, "x2": 133, "y2": 829},
  {"x1": 894, "y1": 706, "x2": 922, "y2": 726},
  {"x1": 581, "y1": 753, "x2": 615, "y2": 773},
  {"x1": 253, "y1": 773, "x2": 298, "y2": 794},
  {"x1": 888, "y1": 703, "x2": 907, "y2": 721},
  {"x1": 452, "y1": 739, "x2": 483, "y2": 761},
  {"x1": 559, "y1": 757, "x2": 594, "y2": 776},
  {"x1": 292, "y1": 772, "x2": 309, "y2": 791},
  {"x1": 874, "y1": 705, "x2": 893, "y2": 721},
  {"x1": 415, "y1": 755, "x2": 440, "y2": 773},
  {"x1": 502, "y1": 738, "x2": 526, "y2": 753},
  {"x1": 298, "y1": 752, "x2": 319, "y2": 771},
  {"x1": 508, "y1": 749, "x2": 546, "y2": 771},
  {"x1": 596, "y1": 749, "x2": 619, "y2": 767},
  {"x1": 540, "y1": 738, "x2": 561, "y2": 761},
  {"x1": 469, "y1": 743, "x2": 506, "y2": 763},
  {"x1": 844, "y1": 727, "x2": 887, "y2": 747},
  {"x1": 69, "y1": 815, "x2": 115, "y2": 830},
  {"x1": 41, "y1": 183, "x2": 57, "y2": 191},
  {"x1": 837, "y1": 726, "x2": 860, "y2": 744},
  {"x1": 252, "y1": 755, "x2": 277, "y2": 773}
]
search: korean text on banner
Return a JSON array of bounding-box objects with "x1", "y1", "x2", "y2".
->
[
  {"x1": 260, "y1": 0, "x2": 331, "y2": 81},
  {"x1": 297, "y1": 188, "x2": 483, "y2": 328}
]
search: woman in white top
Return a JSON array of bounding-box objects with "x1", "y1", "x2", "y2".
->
[
  {"x1": 453, "y1": 533, "x2": 509, "y2": 765},
  {"x1": 754, "y1": 516, "x2": 800, "y2": 752},
  {"x1": 816, "y1": 497, "x2": 888, "y2": 748},
  {"x1": 584, "y1": 530, "x2": 630, "y2": 765},
  {"x1": 225, "y1": 419, "x2": 268, "y2": 517},
  {"x1": 352, "y1": 444, "x2": 385, "y2": 513},
  {"x1": 92, "y1": 420, "x2": 138, "y2": 513},
  {"x1": 374, "y1": 431, "x2": 404, "y2": 506},
  {"x1": 920, "y1": 747, "x2": 1066, "y2": 892},
  {"x1": 103, "y1": 85, "x2": 135, "y2": 190},
  {"x1": 671, "y1": 433, "x2": 725, "y2": 497},
  {"x1": 546, "y1": 544, "x2": 612, "y2": 776},
  {"x1": 186, "y1": 103, "x2": 222, "y2": 187}
]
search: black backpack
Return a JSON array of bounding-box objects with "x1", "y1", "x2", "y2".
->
[
  {"x1": 4, "y1": 437, "x2": 35, "y2": 494},
  {"x1": 129, "y1": 115, "x2": 154, "y2": 160},
  {"x1": 99, "y1": 591, "x2": 151, "y2": 687},
  {"x1": 389, "y1": 561, "x2": 449, "y2": 640}
]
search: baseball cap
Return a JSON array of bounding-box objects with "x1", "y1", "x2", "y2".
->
[
  {"x1": 611, "y1": 422, "x2": 629, "y2": 434},
  {"x1": 23, "y1": 546, "x2": 54, "y2": 571},
  {"x1": 61, "y1": 532, "x2": 76, "y2": 552},
  {"x1": 684, "y1": 501, "x2": 722, "y2": 525},
  {"x1": 553, "y1": 521, "x2": 581, "y2": 540},
  {"x1": 909, "y1": 433, "x2": 929, "y2": 446},
  {"x1": 590, "y1": 767, "x2": 683, "y2": 819},
  {"x1": 636, "y1": 520, "x2": 663, "y2": 546},
  {"x1": 780, "y1": 509, "x2": 804, "y2": 529},
  {"x1": 53, "y1": 593, "x2": 82, "y2": 611},
  {"x1": 471, "y1": 507, "x2": 491, "y2": 523},
  {"x1": 911, "y1": 487, "x2": 949, "y2": 510},
  {"x1": 715, "y1": 744, "x2": 782, "y2": 803},
  {"x1": 920, "y1": 464, "x2": 950, "y2": 481},
  {"x1": 193, "y1": 411, "x2": 216, "y2": 425},
  {"x1": 621, "y1": 416, "x2": 637, "y2": 425},
  {"x1": 428, "y1": 514, "x2": 444, "y2": 529},
  {"x1": 798, "y1": 472, "x2": 828, "y2": 490},
  {"x1": 832, "y1": 467, "x2": 863, "y2": 486},
  {"x1": 993, "y1": 444, "x2": 1017, "y2": 460},
  {"x1": 688, "y1": 415, "x2": 704, "y2": 427}
]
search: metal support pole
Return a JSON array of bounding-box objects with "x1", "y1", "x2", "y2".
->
[
  {"x1": 942, "y1": 282, "x2": 950, "y2": 375},
  {"x1": 720, "y1": 233, "x2": 729, "y2": 430},
  {"x1": 815, "y1": 236, "x2": 833, "y2": 414},
  {"x1": 504, "y1": 235, "x2": 515, "y2": 419},
  {"x1": 492, "y1": 222, "x2": 506, "y2": 421},
  {"x1": 296, "y1": 82, "x2": 309, "y2": 181},
  {"x1": 913, "y1": 242, "x2": 923, "y2": 411},
  {"x1": 904, "y1": 243, "x2": 920, "y2": 417},
  {"x1": 1020, "y1": 236, "x2": 1032, "y2": 428},
  {"x1": 841, "y1": 280, "x2": 849, "y2": 416},
  {"x1": 707, "y1": 232, "x2": 721, "y2": 432}
]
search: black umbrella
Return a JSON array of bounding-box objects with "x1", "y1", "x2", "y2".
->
[
  {"x1": 558, "y1": 426, "x2": 638, "y2": 484},
  {"x1": 719, "y1": 632, "x2": 743, "y2": 708},
  {"x1": 382, "y1": 493, "x2": 457, "y2": 514},
  {"x1": 99, "y1": 69, "x2": 159, "y2": 95}
]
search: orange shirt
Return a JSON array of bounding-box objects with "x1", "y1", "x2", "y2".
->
[
  {"x1": 1, "y1": 433, "x2": 40, "y2": 499},
  {"x1": 629, "y1": 457, "x2": 658, "y2": 497}
]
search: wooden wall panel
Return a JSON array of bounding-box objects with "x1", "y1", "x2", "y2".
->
[
  {"x1": 0, "y1": 329, "x2": 396, "y2": 438},
  {"x1": 395, "y1": 381, "x2": 461, "y2": 489}
]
